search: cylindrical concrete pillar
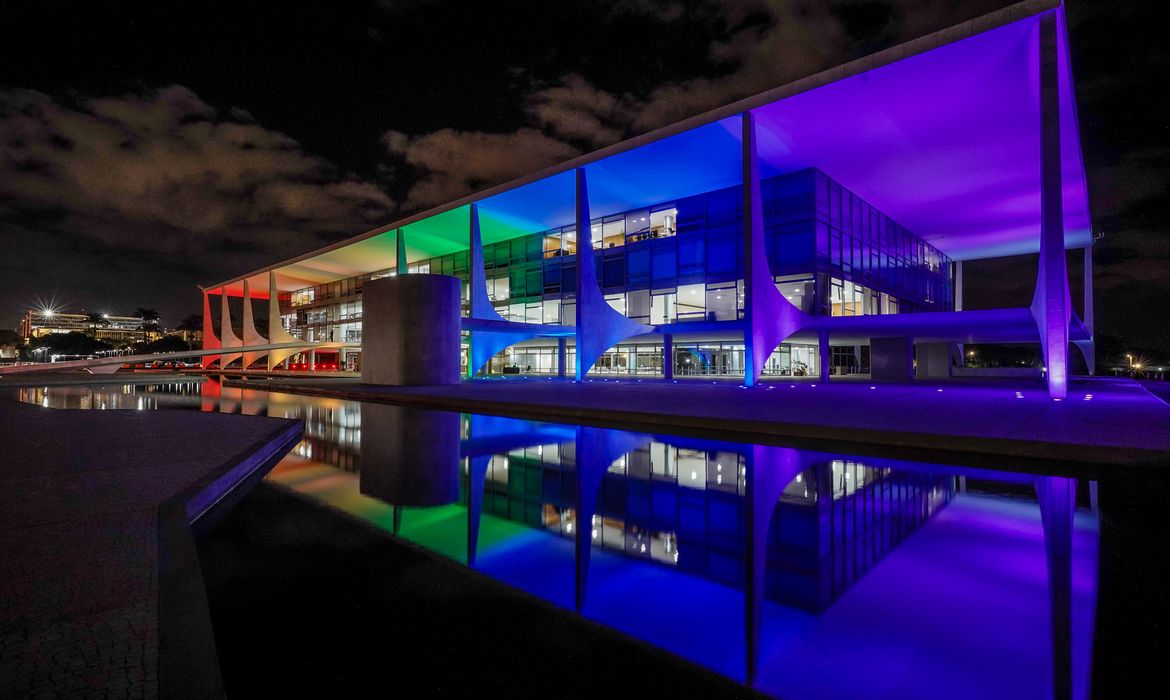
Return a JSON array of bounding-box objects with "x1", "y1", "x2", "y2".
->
[
  {"x1": 359, "y1": 403, "x2": 460, "y2": 507},
  {"x1": 361, "y1": 274, "x2": 461, "y2": 386}
]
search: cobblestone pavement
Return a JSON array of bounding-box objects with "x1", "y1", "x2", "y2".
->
[{"x1": 0, "y1": 397, "x2": 297, "y2": 699}]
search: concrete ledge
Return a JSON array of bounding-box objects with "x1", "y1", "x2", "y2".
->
[
  {"x1": 223, "y1": 377, "x2": 1170, "y2": 474},
  {"x1": 157, "y1": 421, "x2": 303, "y2": 700},
  {"x1": 0, "y1": 397, "x2": 302, "y2": 699}
]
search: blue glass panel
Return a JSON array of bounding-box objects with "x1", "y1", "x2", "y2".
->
[
  {"x1": 602, "y1": 256, "x2": 625, "y2": 288},
  {"x1": 706, "y1": 235, "x2": 736, "y2": 275},
  {"x1": 561, "y1": 261, "x2": 576, "y2": 291},
  {"x1": 543, "y1": 263, "x2": 561, "y2": 294},
  {"x1": 627, "y1": 247, "x2": 650, "y2": 284},
  {"x1": 679, "y1": 237, "x2": 704, "y2": 273},
  {"x1": 651, "y1": 247, "x2": 677, "y2": 282}
]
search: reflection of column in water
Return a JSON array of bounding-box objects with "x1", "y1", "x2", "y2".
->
[
  {"x1": 574, "y1": 426, "x2": 652, "y2": 613},
  {"x1": 200, "y1": 377, "x2": 222, "y2": 413},
  {"x1": 358, "y1": 403, "x2": 460, "y2": 509},
  {"x1": 1035, "y1": 475, "x2": 1076, "y2": 700},
  {"x1": 744, "y1": 444, "x2": 807, "y2": 689}
]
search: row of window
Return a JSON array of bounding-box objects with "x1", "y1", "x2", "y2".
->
[{"x1": 496, "y1": 341, "x2": 820, "y2": 377}]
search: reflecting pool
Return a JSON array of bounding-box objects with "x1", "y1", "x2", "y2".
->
[{"x1": 17, "y1": 379, "x2": 1101, "y2": 700}]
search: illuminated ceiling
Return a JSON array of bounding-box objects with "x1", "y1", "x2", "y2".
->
[{"x1": 216, "y1": 2, "x2": 1089, "y2": 295}]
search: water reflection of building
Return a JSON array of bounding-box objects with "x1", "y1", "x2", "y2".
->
[
  {"x1": 475, "y1": 443, "x2": 952, "y2": 612},
  {"x1": 253, "y1": 394, "x2": 954, "y2": 613},
  {"x1": 263, "y1": 393, "x2": 362, "y2": 472},
  {"x1": 17, "y1": 381, "x2": 202, "y2": 411}
]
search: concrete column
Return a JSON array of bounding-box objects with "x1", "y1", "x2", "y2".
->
[
  {"x1": 818, "y1": 329, "x2": 830, "y2": 382},
  {"x1": 266, "y1": 271, "x2": 302, "y2": 371},
  {"x1": 361, "y1": 275, "x2": 461, "y2": 386},
  {"x1": 240, "y1": 279, "x2": 266, "y2": 371},
  {"x1": 308, "y1": 348, "x2": 316, "y2": 371},
  {"x1": 574, "y1": 168, "x2": 649, "y2": 381},
  {"x1": 954, "y1": 260, "x2": 964, "y2": 311},
  {"x1": 1083, "y1": 246, "x2": 1094, "y2": 335},
  {"x1": 557, "y1": 337, "x2": 567, "y2": 378},
  {"x1": 870, "y1": 337, "x2": 914, "y2": 381},
  {"x1": 954, "y1": 260, "x2": 965, "y2": 361},
  {"x1": 663, "y1": 334, "x2": 674, "y2": 380},
  {"x1": 396, "y1": 228, "x2": 408, "y2": 275},
  {"x1": 915, "y1": 342, "x2": 953, "y2": 379},
  {"x1": 200, "y1": 291, "x2": 220, "y2": 369},
  {"x1": 468, "y1": 202, "x2": 503, "y2": 322},
  {"x1": 219, "y1": 290, "x2": 242, "y2": 370},
  {"x1": 1031, "y1": 13, "x2": 1071, "y2": 400},
  {"x1": 1083, "y1": 245, "x2": 1096, "y2": 375},
  {"x1": 741, "y1": 111, "x2": 802, "y2": 387}
]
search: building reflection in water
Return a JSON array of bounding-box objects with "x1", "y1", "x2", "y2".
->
[{"x1": 16, "y1": 380, "x2": 1100, "y2": 700}]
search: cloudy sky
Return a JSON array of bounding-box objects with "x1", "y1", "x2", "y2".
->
[{"x1": 1, "y1": 1, "x2": 1166, "y2": 348}]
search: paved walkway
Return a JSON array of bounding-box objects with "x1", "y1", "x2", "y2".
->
[
  {"x1": 224, "y1": 375, "x2": 1170, "y2": 470},
  {"x1": 0, "y1": 397, "x2": 301, "y2": 699}
]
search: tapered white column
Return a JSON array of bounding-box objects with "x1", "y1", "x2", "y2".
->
[
  {"x1": 266, "y1": 271, "x2": 302, "y2": 371},
  {"x1": 467, "y1": 203, "x2": 530, "y2": 378},
  {"x1": 742, "y1": 111, "x2": 804, "y2": 387},
  {"x1": 1031, "y1": 12, "x2": 1071, "y2": 399},
  {"x1": 1083, "y1": 245, "x2": 1095, "y2": 374},
  {"x1": 240, "y1": 279, "x2": 267, "y2": 370},
  {"x1": 219, "y1": 290, "x2": 242, "y2": 370},
  {"x1": 199, "y1": 290, "x2": 220, "y2": 369},
  {"x1": 396, "y1": 228, "x2": 408, "y2": 275},
  {"x1": 574, "y1": 168, "x2": 649, "y2": 380}
]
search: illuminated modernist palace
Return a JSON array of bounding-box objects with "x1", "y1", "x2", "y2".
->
[{"x1": 201, "y1": 0, "x2": 1094, "y2": 399}]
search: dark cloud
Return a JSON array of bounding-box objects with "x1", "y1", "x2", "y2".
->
[
  {"x1": 383, "y1": 128, "x2": 579, "y2": 212},
  {"x1": 0, "y1": 85, "x2": 393, "y2": 325},
  {"x1": 384, "y1": 1, "x2": 849, "y2": 211}
]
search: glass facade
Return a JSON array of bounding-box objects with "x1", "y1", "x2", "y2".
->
[{"x1": 278, "y1": 168, "x2": 953, "y2": 373}]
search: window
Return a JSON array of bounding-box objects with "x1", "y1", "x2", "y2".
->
[
  {"x1": 542, "y1": 299, "x2": 561, "y2": 324},
  {"x1": 649, "y1": 208, "x2": 677, "y2": 238},
  {"x1": 676, "y1": 284, "x2": 705, "y2": 321},
  {"x1": 650, "y1": 292, "x2": 676, "y2": 325},
  {"x1": 602, "y1": 218, "x2": 625, "y2": 249},
  {"x1": 705, "y1": 282, "x2": 736, "y2": 321},
  {"x1": 543, "y1": 232, "x2": 562, "y2": 259},
  {"x1": 488, "y1": 276, "x2": 509, "y2": 302}
]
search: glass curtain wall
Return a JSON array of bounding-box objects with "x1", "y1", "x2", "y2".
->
[{"x1": 280, "y1": 168, "x2": 952, "y2": 347}]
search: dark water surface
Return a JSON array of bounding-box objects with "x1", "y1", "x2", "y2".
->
[{"x1": 16, "y1": 379, "x2": 1167, "y2": 699}]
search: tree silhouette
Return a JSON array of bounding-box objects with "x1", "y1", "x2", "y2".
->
[
  {"x1": 176, "y1": 314, "x2": 202, "y2": 332},
  {"x1": 84, "y1": 312, "x2": 110, "y2": 339},
  {"x1": 133, "y1": 308, "x2": 160, "y2": 345}
]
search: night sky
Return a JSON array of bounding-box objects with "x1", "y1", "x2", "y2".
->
[{"x1": 1, "y1": 1, "x2": 1166, "y2": 349}]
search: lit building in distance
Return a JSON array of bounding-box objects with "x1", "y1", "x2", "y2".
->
[
  {"x1": 201, "y1": 0, "x2": 1094, "y2": 399},
  {"x1": 19, "y1": 310, "x2": 163, "y2": 345}
]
